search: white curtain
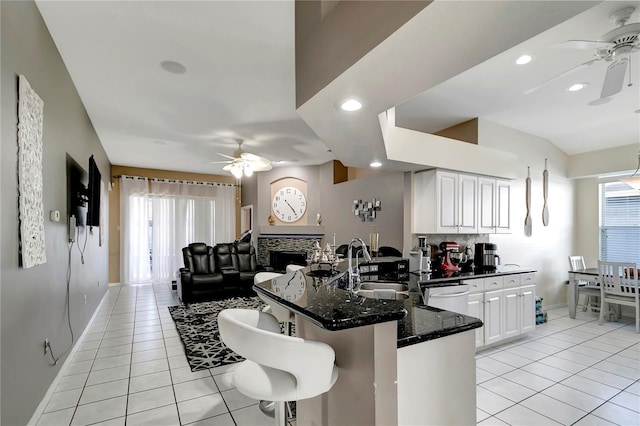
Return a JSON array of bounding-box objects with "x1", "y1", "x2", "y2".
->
[
  {"x1": 150, "y1": 180, "x2": 236, "y2": 283},
  {"x1": 120, "y1": 176, "x2": 151, "y2": 285}
]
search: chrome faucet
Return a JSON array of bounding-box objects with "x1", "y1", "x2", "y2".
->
[{"x1": 347, "y1": 238, "x2": 372, "y2": 292}]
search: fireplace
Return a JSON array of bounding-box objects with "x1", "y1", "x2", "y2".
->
[
  {"x1": 257, "y1": 231, "x2": 323, "y2": 270},
  {"x1": 269, "y1": 251, "x2": 307, "y2": 272}
]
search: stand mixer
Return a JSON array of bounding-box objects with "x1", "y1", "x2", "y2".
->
[{"x1": 438, "y1": 242, "x2": 466, "y2": 274}]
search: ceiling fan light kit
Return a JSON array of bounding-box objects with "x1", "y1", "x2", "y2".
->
[{"x1": 215, "y1": 139, "x2": 273, "y2": 178}]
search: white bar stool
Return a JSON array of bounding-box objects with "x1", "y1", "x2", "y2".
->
[
  {"x1": 285, "y1": 264, "x2": 305, "y2": 272},
  {"x1": 218, "y1": 309, "x2": 339, "y2": 426}
]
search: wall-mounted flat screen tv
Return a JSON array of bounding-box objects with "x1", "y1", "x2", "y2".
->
[
  {"x1": 66, "y1": 154, "x2": 87, "y2": 227},
  {"x1": 86, "y1": 155, "x2": 101, "y2": 227}
]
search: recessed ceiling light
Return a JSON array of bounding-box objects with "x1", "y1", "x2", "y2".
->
[
  {"x1": 339, "y1": 99, "x2": 363, "y2": 111},
  {"x1": 515, "y1": 54, "x2": 533, "y2": 65},
  {"x1": 370, "y1": 161, "x2": 382, "y2": 168},
  {"x1": 160, "y1": 60, "x2": 187, "y2": 74},
  {"x1": 567, "y1": 83, "x2": 588, "y2": 92}
]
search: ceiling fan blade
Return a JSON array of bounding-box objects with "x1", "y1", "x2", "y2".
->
[
  {"x1": 600, "y1": 58, "x2": 628, "y2": 98},
  {"x1": 552, "y1": 39, "x2": 614, "y2": 50},
  {"x1": 217, "y1": 153, "x2": 237, "y2": 160},
  {"x1": 249, "y1": 163, "x2": 272, "y2": 172},
  {"x1": 208, "y1": 160, "x2": 232, "y2": 164},
  {"x1": 523, "y1": 58, "x2": 600, "y2": 95},
  {"x1": 240, "y1": 152, "x2": 270, "y2": 163}
]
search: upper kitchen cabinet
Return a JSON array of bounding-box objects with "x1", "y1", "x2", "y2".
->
[
  {"x1": 413, "y1": 169, "x2": 477, "y2": 234},
  {"x1": 478, "y1": 177, "x2": 512, "y2": 234}
]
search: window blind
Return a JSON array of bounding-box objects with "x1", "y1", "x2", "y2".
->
[{"x1": 599, "y1": 181, "x2": 640, "y2": 266}]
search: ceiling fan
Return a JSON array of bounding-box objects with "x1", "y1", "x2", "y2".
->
[
  {"x1": 525, "y1": 6, "x2": 640, "y2": 98},
  {"x1": 210, "y1": 139, "x2": 272, "y2": 178}
]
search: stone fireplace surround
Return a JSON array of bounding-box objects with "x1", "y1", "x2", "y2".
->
[{"x1": 257, "y1": 226, "x2": 324, "y2": 270}]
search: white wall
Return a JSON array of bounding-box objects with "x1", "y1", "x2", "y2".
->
[{"x1": 478, "y1": 119, "x2": 574, "y2": 307}]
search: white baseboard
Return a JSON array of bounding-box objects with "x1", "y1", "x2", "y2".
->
[
  {"x1": 543, "y1": 303, "x2": 568, "y2": 310},
  {"x1": 27, "y1": 290, "x2": 111, "y2": 425}
]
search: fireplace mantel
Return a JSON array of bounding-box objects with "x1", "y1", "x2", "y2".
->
[{"x1": 259, "y1": 225, "x2": 324, "y2": 237}]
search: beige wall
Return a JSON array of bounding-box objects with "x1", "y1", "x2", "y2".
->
[
  {"x1": 573, "y1": 178, "x2": 600, "y2": 268},
  {"x1": 251, "y1": 162, "x2": 404, "y2": 250},
  {"x1": 108, "y1": 166, "x2": 240, "y2": 283}
]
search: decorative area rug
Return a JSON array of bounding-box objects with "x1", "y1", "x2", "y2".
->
[{"x1": 168, "y1": 296, "x2": 266, "y2": 371}]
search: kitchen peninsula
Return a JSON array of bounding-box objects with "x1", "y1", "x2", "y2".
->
[{"x1": 253, "y1": 267, "x2": 484, "y2": 426}]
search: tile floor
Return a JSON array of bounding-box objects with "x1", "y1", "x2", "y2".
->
[{"x1": 35, "y1": 284, "x2": 640, "y2": 425}]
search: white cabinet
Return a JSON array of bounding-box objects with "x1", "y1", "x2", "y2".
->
[
  {"x1": 484, "y1": 287, "x2": 504, "y2": 346},
  {"x1": 463, "y1": 273, "x2": 535, "y2": 349},
  {"x1": 503, "y1": 287, "x2": 520, "y2": 340},
  {"x1": 520, "y1": 283, "x2": 537, "y2": 334},
  {"x1": 467, "y1": 292, "x2": 485, "y2": 348},
  {"x1": 478, "y1": 177, "x2": 512, "y2": 234},
  {"x1": 413, "y1": 169, "x2": 477, "y2": 234}
]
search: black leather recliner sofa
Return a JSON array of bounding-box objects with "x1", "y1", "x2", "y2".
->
[{"x1": 178, "y1": 241, "x2": 264, "y2": 304}]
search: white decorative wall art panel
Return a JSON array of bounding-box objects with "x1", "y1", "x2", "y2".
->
[{"x1": 17, "y1": 75, "x2": 46, "y2": 268}]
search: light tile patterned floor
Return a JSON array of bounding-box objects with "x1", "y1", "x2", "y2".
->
[{"x1": 35, "y1": 284, "x2": 640, "y2": 425}]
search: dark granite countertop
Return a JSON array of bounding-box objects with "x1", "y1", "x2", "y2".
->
[
  {"x1": 253, "y1": 269, "x2": 407, "y2": 331},
  {"x1": 413, "y1": 267, "x2": 538, "y2": 286},
  {"x1": 253, "y1": 265, "x2": 484, "y2": 347}
]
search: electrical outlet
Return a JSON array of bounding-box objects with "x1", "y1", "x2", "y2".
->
[{"x1": 44, "y1": 338, "x2": 49, "y2": 355}]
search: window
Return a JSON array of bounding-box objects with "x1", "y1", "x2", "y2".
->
[{"x1": 599, "y1": 180, "x2": 640, "y2": 266}]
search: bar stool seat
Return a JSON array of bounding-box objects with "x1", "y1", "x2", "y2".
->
[
  {"x1": 285, "y1": 264, "x2": 306, "y2": 272},
  {"x1": 218, "y1": 309, "x2": 339, "y2": 426}
]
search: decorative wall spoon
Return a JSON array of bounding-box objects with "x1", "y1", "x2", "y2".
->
[
  {"x1": 542, "y1": 159, "x2": 549, "y2": 226},
  {"x1": 525, "y1": 167, "x2": 532, "y2": 237}
]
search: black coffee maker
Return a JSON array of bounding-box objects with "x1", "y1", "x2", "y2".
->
[
  {"x1": 474, "y1": 243, "x2": 500, "y2": 271},
  {"x1": 459, "y1": 246, "x2": 475, "y2": 273}
]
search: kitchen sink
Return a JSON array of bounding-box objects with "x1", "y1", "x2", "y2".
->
[
  {"x1": 355, "y1": 289, "x2": 409, "y2": 300},
  {"x1": 359, "y1": 282, "x2": 409, "y2": 292}
]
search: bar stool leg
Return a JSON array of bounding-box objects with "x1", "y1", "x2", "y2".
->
[{"x1": 274, "y1": 401, "x2": 286, "y2": 426}]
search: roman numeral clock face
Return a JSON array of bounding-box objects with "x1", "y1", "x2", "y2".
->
[{"x1": 272, "y1": 186, "x2": 306, "y2": 223}]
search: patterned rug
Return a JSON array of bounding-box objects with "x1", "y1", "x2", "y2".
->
[{"x1": 168, "y1": 296, "x2": 266, "y2": 371}]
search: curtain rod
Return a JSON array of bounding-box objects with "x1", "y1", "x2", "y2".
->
[{"x1": 113, "y1": 175, "x2": 236, "y2": 187}]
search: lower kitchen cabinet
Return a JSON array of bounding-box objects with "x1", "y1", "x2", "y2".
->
[
  {"x1": 467, "y1": 293, "x2": 484, "y2": 347},
  {"x1": 503, "y1": 286, "x2": 520, "y2": 340},
  {"x1": 484, "y1": 288, "x2": 504, "y2": 346},
  {"x1": 464, "y1": 272, "x2": 536, "y2": 349}
]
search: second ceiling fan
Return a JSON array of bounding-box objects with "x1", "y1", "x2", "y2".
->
[
  {"x1": 525, "y1": 6, "x2": 640, "y2": 98},
  {"x1": 211, "y1": 139, "x2": 272, "y2": 178}
]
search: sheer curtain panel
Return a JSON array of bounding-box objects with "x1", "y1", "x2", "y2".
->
[
  {"x1": 120, "y1": 176, "x2": 151, "y2": 284},
  {"x1": 150, "y1": 180, "x2": 236, "y2": 284}
]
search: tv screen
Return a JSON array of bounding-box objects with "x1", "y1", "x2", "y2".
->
[
  {"x1": 86, "y1": 155, "x2": 101, "y2": 227},
  {"x1": 66, "y1": 154, "x2": 87, "y2": 227}
]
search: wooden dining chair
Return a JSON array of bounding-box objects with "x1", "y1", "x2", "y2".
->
[
  {"x1": 598, "y1": 261, "x2": 640, "y2": 333},
  {"x1": 568, "y1": 256, "x2": 600, "y2": 312}
]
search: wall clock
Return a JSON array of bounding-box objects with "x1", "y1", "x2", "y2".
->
[{"x1": 272, "y1": 186, "x2": 307, "y2": 223}]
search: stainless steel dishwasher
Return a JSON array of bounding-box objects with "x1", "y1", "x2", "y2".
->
[{"x1": 423, "y1": 284, "x2": 470, "y2": 315}]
